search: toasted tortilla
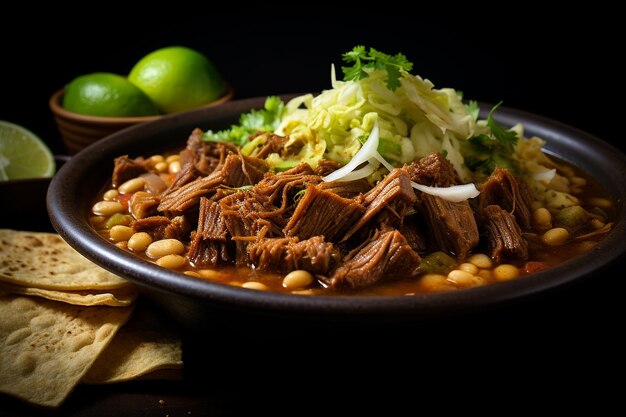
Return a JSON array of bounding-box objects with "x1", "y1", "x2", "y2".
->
[
  {"x1": 0, "y1": 229, "x2": 131, "y2": 290},
  {"x1": 83, "y1": 304, "x2": 183, "y2": 384},
  {"x1": 0, "y1": 294, "x2": 132, "y2": 408},
  {"x1": 0, "y1": 281, "x2": 138, "y2": 307}
]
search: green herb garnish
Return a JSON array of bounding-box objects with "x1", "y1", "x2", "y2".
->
[
  {"x1": 341, "y1": 45, "x2": 414, "y2": 90},
  {"x1": 203, "y1": 96, "x2": 285, "y2": 146},
  {"x1": 465, "y1": 102, "x2": 519, "y2": 175}
]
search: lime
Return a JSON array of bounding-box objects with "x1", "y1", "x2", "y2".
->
[
  {"x1": 128, "y1": 46, "x2": 226, "y2": 114},
  {"x1": 0, "y1": 121, "x2": 55, "y2": 180},
  {"x1": 63, "y1": 72, "x2": 159, "y2": 117}
]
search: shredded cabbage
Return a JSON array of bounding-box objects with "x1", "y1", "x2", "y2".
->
[{"x1": 275, "y1": 65, "x2": 476, "y2": 180}]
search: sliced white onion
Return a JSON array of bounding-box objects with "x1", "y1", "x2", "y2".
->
[
  {"x1": 533, "y1": 168, "x2": 557, "y2": 183},
  {"x1": 336, "y1": 162, "x2": 377, "y2": 182},
  {"x1": 323, "y1": 122, "x2": 381, "y2": 182},
  {"x1": 410, "y1": 181, "x2": 480, "y2": 202}
]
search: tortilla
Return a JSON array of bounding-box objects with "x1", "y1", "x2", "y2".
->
[
  {"x1": 0, "y1": 229, "x2": 131, "y2": 290},
  {"x1": 0, "y1": 294, "x2": 132, "y2": 408},
  {"x1": 83, "y1": 304, "x2": 183, "y2": 384},
  {"x1": 0, "y1": 281, "x2": 138, "y2": 307}
]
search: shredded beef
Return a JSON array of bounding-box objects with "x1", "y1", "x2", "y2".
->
[
  {"x1": 327, "y1": 229, "x2": 421, "y2": 289},
  {"x1": 318, "y1": 179, "x2": 371, "y2": 198},
  {"x1": 406, "y1": 152, "x2": 459, "y2": 186},
  {"x1": 479, "y1": 168, "x2": 533, "y2": 229},
  {"x1": 130, "y1": 215, "x2": 190, "y2": 241},
  {"x1": 247, "y1": 236, "x2": 339, "y2": 274},
  {"x1": 342, "y1": 168, "x2": 416, "y2": 241},
  {"x1": 219, "y1": 190, "x2": 284, "y2": 264},
  {"x1": 481, "y1": 205, "x2": 528, "y2": 263},
  {"x1": 248, "y1": 133, "x2": 290, "y2": 159},
  {"x1": 129, "y1": 192, "x2": 160, "y2": 219},
  {"x1": 112, "y1": 156, "x2": 148, "y2": 188},
  {"x1": 158, "y1": 153, "x2": 269, "y2": 215},
  {"x1": 417, "y1": 194, "x2": 479, "y2": 259},
  {"x1": 314, "y1": 160, "x2": 342, "y2": 177},
  {"x1": 283, "y1": 184, "x2": 365, "y2": 242},
  {"x1": 188, "y1": 198, "x2": 231, "y2": 267}
]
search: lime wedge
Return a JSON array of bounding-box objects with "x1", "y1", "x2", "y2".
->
[{"x1": 0, "y1": 121, "x2": 55, "y2": 181}]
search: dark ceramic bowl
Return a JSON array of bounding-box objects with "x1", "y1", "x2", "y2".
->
[{"x1": 47, "y1": 96, "x2": 626, "y2": 329}]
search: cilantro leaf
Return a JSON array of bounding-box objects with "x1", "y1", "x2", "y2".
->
[
  {"x1": 487, "y1": 101, "x2": 518, "y2": 153},
  {"x1": 203, "y1": 96, "x2": 285, "y2": 146},
  {"x1": 341, "y1": 46, "x2": 414, "y2": 90},
  {"x1": 464, "y1": 102, "x2": 520, "y2": 176},
  {"x1": 465, "y1": 100, "x2": 480, "y2": 121}
]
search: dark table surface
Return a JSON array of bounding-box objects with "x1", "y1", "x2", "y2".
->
[{"x1": 1, "y1": 10, "x2": 624, "y2": 415}]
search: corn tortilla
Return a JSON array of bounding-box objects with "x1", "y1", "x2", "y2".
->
[
  {"x1": 0, "y1": 229, "x2": 131, "y2": 291},
  {"x1": 83, "y1": 304, "x2": 183, "y2": 384},
  {"x1": 0, "y1": 294, "x2": 132, "y2": 408},
  {"x1": 0, "y1": 281, "x2": 138, "y2": 307}
]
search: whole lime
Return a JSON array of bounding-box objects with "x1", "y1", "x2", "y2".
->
[
  {"x1": 63, "y1": 73, "x2": 159, "y2": 117},
  {"x1": 128, "y1": 46, "x2": 226, "y2": 114}
]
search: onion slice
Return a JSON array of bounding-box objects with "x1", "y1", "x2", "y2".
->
[
  {"x1": 323, "y1": 122, "x2": 382, "y2": 182},
  {"x1": 533, "y1": 168, "x2": 556, "y2": 183},
  {"x1": 323, "y1": 120, "x2": 479, "y2": 202},
  {"x1": 410, "y1": 181, "x2": 480, "y2": 203}
]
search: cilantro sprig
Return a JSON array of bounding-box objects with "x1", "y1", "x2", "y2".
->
[
  {"x1": 203, "y1": 96, "x2": 285, "y2": 146},
  {"x1": 464, "y1": 102, "x2": 519, "y2": 175},
  {"x1": 341, "y1": 45, "x2": 414, "y2": 90}
]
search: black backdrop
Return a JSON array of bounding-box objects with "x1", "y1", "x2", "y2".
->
[
  {"x1": 1, "y1": 11, "x2": 623, "y2": 154},
  {"x1": 0, "y1": 10, "x2": 623, "y2": 413}
]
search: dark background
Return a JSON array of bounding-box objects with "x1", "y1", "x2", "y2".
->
[
  {"x1": 1, "y1": 10, "x2": 623, "y2": 415},
  {"x1": 1, "y1": 11, "x2": 623, "y2": 154}
]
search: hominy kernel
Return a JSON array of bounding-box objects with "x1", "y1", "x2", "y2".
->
[
  {"x1": 467, "y1": 253, "x2": 492, "y2": 269},
  {"x1": 150, "y1": 155, "x2": 165, "y2": 164},
  {"x1": 155, "y1": 161, "x2": 168, "y2": 173},
  {"x1": 118, "y1": 177, "x2": 146, "y2": 194},
  {"x1": 493, "y1": 264, "x2": 520, "y2": 281},
  {"x1": 478, "y1": 270, "x2": 493, "y2": 280},
  {"x1": 458, "y1": 263, "x2": 479, "y2": 275},
  {"x1": 282, "y1": 270, "x2": 314, "y2": 290},
  {"x1": 92, "y1": 201, "x2": 124, "y2": 216},
  {"x1": 90, "y1": 216, "x2": 106, "y2": 225},
  {"x1": 447, "y1": 269, "x2": 476, "y2": 286},
  {"x1": 588, "y1": 197, "x2": 612, "y2": 209},
  {"x1": 198, "y1": 269, "x2": 219, "y2": 279},
  {"x1": 591, "y1": 219, "x2": 605, "y2": 229},
  {"x1": 542, "y1": 228, "x2": 569, "y2": 246},
  {"x1": 165, "y1": 154, "x2": 180, "y2": 163},
  {"x1": 419, "y1": 273, "x2": 449, "y2": 291},
  {"x1": 127, "y1": 232, "x2": 153, "y2": 252},
  {"x1": 291, "y1": 289, "x2": 314, "y2": 295},
  {"x1": 156, "y1": 254, "x2": 186, "y2": 269},
  {"x1": 531, "y1": 201, "x2": 544, "y2": 211},
  {"x1": 103, "y1": 189, "x2": 119, "y2": 201},
  {"x1": 145, "y1": 239, "x2": 185, "y2": 258},
  {"x1": 242, "y1": 281, "x2": 268, "y2": 290},
  {"x1": 533, "y1": 207, "x2": 552, "y2": 229},
  {"x1": 577, "y1": 241, "x2": 598, "y2": 251},
  {"x1": 115, "y1": 241, "x2": 127, "y2": 249},
  {"x1": 168, "y1": 161, "x2": 181, "y2": 174},
  {"x1": 570, "y1": 176, "x2": 587, "y2": 187},
  {"x1": 184, "y1": 271, "x2": 202, "y2": 278},
  {"x1": 109, "y1": 225, "x2": 134, "y2": 242}
]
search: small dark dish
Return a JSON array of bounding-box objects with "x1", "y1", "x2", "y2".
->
[
  {"x1": 47, "y1": 96, "x2": 626, "y2": 328},
  {"x1": 0, "y1": 156, "x2": 68, "y2": 232}
]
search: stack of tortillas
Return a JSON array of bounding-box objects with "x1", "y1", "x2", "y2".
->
[{"x1": 0, "y1": 229, "x2": 183, "y2": 408}]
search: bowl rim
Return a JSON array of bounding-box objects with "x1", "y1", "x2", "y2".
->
[
  {"x1": 47, "y1": 96, "x2": 626, "y2": 319},
  {"x1": 48, "y1": 85, "x2": 234, "y2": 124}
]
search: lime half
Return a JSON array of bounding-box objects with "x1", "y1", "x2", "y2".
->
[{"x1": 0, "y1": 121, "x2": 55, "y2": 180}]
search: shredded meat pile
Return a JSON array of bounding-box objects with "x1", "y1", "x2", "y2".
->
[{"x1": 113, "y1": 131, "x2": 533, "y2": 289}]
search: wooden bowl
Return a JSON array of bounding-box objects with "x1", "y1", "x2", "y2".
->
[{"x1": 49, "y1": 86, "x2": 233, "y2": 154}]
